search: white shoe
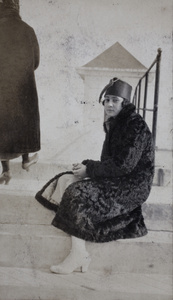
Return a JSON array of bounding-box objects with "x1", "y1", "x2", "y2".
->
[
  {"x1": 0, "y1": 171, "x2": 12, "y2": 185},
  {"x1": 50, "y1": 250, "x2": 91, "y2": 274},
  {"x1": 22, "y1": 153, "x2": 38, "y2": 172}
]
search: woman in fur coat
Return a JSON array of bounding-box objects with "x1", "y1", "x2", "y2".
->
[
  {"x1": 0, "y1": 0, "x2": 40, "y2": 184},
  {"x1": 36, "y1": 77, "x2": 155, "y2": 274}
]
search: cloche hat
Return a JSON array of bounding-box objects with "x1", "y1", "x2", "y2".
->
[{"x1": 99, "y1": 77, "x2": 132, "y2": 103}]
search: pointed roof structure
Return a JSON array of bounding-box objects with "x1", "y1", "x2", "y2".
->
[{"x1": 83, "y1": 42, "x2": 146, "y2": 70}]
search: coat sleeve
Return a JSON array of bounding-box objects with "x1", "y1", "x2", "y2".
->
[{"x1": 83, "y1": 118, "x2": 150, "y2": 179}]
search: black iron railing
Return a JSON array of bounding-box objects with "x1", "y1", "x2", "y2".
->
[{"x1": 132, "y1": 48, "x2": 162, "y2": 147}]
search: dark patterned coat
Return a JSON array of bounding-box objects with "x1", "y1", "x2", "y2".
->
[
  {"x1": 0, "y1": 14, "x2": 40, "y2": 154},
  {"x1": 36, "y1": 104, "x2": 155, "y2": 243}
]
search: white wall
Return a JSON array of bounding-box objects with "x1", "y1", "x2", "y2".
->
[{"x1": 20, "y1": 0, "x2": 173, "y2": 164}]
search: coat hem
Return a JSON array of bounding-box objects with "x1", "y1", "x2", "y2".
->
[{"x1": 51, "y1": 212, "x2": 148, "y2": 243}]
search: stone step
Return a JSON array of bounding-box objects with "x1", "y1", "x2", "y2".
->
[
  {"x1": 0, "y1": 223, "x2": 172, "y2": 275},
  {"x1": 6, "y1": 160, "x2": 67, "y2": 181},
  {"x1": 6, "y1": 159, "x2": 172, "y2": 186},
  {"x1": 1, "y1": 178, "x2": 172, "y2": 204},
  {"x1": 0, "y1": 266, "x2": 172, "y2": 300},
  {"x1": 0, "y1": 193, "x2": 55, "y2": 225},
  {"x1": 0, "y1": 184, "x2": 172, "y2": 231}
]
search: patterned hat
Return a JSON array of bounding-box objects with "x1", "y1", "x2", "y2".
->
[{"x1": 99, "y1": 77, "x2": 132, "y2": 103}]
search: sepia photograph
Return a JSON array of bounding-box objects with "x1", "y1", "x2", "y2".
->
[{"x1": 0, "y1": 0, "x2": 172, "y2": 299}]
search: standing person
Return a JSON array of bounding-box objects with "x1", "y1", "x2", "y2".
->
[
  {"x1": 36, "y1": 77, "x2": 155, "y2": 274},
  {"x1": 0, "y1": 0, "x2": 40, "y2": 184}
]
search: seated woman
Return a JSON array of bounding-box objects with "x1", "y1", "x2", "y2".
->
[{"x1": 35, "y1": 77, "x2": 155, "y2": 275}]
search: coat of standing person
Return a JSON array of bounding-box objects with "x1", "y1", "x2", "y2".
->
[
  {"x1": 35, "y1": 77, "x2": 155, "y2": 275},
  {"x1": 0, "y1": 0, "x2": 40, "y2": 184}
]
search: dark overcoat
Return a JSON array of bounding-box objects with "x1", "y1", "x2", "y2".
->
[
  {"x1": 0, "y1": 15, "x2": 40, "y2": 153},
  {"x1": 36, "y1": 104, "x2": 155, "y2": 243}
]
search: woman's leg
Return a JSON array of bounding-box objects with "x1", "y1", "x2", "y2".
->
[
  {"x1": 0, "y1": 160, "x2": 11, "y2": 184},
  {"x1": 22, "y1": 153, "x2": 29, "y2": 163},
  {"x1": 1, "y1": 160, "x2": 10, "y2": 172},
  {"x1": 50, "y1": 236, "x2": 91, "y2": 274},
  {"x1": 49, "y1": 174, "x2": 91, "y2": 274},
  {"x1": 22, "y1": 153, "x2": 38, "y2": 171}
]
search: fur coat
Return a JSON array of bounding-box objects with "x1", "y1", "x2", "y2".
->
[
  {"x1": 36, "y1": 104, "x2": 155, "y2": 243},
  {"x1": 0, "y1": 13, "x2": 40, "y2": 154}
]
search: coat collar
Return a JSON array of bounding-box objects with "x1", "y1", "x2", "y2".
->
[
  {"x1": 103, "y1": 103, "x2": 136, "y2": 133},
  {"x1": 115, "y1": 103, "x2": 136, "y2": 121}
]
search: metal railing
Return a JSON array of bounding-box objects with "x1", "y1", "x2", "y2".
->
[{"x1": 132, "y1": 48, "x2": 162, "y2": 147}]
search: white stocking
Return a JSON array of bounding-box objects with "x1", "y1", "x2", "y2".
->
[
  {"x1": 50, "y1": 236, "x2": 90, "y2": 274},
  {"x1": 50, "y1": 175, "x2": 91, "y2": 274}
]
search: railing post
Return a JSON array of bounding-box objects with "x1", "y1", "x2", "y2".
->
[
  {"x1": 137, "y1": 81, "x2": 141, "y2": 114},
  {"x1": 143, "y1": 73, "x2": 148, "y2": 120},
  {"x1": 152, "y1": 48, "x2": 162, "y2": 146}
]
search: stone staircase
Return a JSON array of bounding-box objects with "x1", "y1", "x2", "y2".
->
[{"x1": 0, "y1": 161, "x2": 172, "y2": 300}]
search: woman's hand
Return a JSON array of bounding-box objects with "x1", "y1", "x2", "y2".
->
[{"x1": 72, "y1": 163, "x2": 87, "y2": 179}]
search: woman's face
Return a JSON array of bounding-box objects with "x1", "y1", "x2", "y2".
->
[{"x1": 104, "y1": 95, "x2": 124, "y2": 118}]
